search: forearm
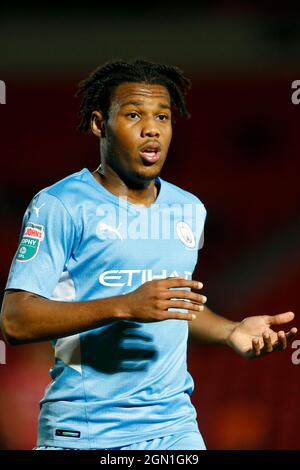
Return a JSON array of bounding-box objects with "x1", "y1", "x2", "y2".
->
[
  {"x1": 1, "y1": 291, "x2": 129, "y2": 345},
  {"x1": 188, "y1": 304, "x2": 238, "y2": 346}
]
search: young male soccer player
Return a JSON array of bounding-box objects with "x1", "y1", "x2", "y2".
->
[{"x1": 0, "y1": 58, "x2": 297, "y2": 450}]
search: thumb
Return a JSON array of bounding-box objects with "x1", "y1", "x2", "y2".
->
[{"x1": 268, "y1": 311, "x2": 295, "y2": 326}]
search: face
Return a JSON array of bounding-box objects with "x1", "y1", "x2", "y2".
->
[{"x1": 92, "y1": 82, "x2": 172, "y2": 186}]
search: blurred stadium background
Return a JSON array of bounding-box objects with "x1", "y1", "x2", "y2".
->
[{"x1": 0, "y1": 1, "x2": 299, "y2": 450}]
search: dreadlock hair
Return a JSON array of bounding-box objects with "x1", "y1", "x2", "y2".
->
[{"x1": 75, "y1": 57, "x2": 192, "y2": 133}]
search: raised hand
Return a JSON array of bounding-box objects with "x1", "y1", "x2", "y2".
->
[
  {"x1": 227, "y1": 311, "x2": 297, "y2": 358},
  {"x1": 121, "y1": 277, "x2": 207, "y2": 323}
]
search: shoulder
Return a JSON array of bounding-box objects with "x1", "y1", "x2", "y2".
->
[
  {"x1": 31, "y1": 168, "x2": 90, "y2": 210},
  {"x1": 21, "y1": 169, "x2": 91, "y2": 232},
  {"x1": 43, "y1": 168, "x2": 89, "y2": 200},
  {"x1": 160, "y1": 178, "x2": 206, "y2": 211}
]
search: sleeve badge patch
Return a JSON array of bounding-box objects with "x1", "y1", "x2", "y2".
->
[{"x1": 16, "y1": 223, "x2": 45, "y2": 262}]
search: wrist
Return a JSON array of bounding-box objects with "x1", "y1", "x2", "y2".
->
[
  {"x1": 224, "y1": 320, "x2": 239, "y2": 347},
  {"x1": 111, "y1": 293, "x2": 133, "y2": 320}
]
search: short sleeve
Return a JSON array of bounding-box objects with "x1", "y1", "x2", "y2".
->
[
  {"x1": 197, "y1": 204, "x2": 207, "y2": 250},
  {"x1": 5, "y1": 191, "x2": 76, "y2": 298}
]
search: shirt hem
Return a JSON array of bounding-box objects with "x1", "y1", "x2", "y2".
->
[{"x1": 37, "y1": 424, "x2": 200, "y2": 449}]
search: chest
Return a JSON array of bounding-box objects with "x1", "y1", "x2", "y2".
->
[{"x1": 70, "y1": 202, "x2": 201, "y2": 291}]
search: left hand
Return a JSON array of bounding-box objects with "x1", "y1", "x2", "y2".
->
[{"x1": 227, "y1": 311, "x2": 297, "y2": 358}]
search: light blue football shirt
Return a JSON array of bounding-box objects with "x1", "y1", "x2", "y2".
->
[{"x1": 6, "y1": 168, "x2": 207, "y2": 449}]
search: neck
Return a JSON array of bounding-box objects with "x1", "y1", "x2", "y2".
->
[{"x1": 92, "y1": 164, "x2": 158, "y2": 207}]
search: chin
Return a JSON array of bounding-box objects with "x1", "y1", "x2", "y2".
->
[
  {"x1": 125, "y1": 167, "x2": 160, "y2": 188},
  {"x1": 138, "y1": 165, "x2": 161, "y2": 182}
]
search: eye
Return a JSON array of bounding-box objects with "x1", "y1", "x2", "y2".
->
[
  {"x1": 157, "y1": 114, "x2": 169, "y2": 121},
  {"x1": 126, "y1": 112, "x2": 139, "y2": 119}
]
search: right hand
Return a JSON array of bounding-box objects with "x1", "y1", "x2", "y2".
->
[{"x1": 120, "y1": 277, "x2": 207, "y2": 322}]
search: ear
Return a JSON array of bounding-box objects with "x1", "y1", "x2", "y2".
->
[{"x1": 90, "y1": 111, "x2": 106, "y2": 138}]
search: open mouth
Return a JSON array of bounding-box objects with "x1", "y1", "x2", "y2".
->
[
  {"x1": 139, "y1": 142, "x2": 161, "y2": 164},
  {"x1": 140, "y1": 148, "x2": 161, "y2": 164}
]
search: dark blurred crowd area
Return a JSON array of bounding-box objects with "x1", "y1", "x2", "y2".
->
[{"x1": 0, "y1": 1, "x2": 299, "y2": 449}]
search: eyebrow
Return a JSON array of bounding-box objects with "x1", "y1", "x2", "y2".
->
[{"x1": 120, "y1": 100, "x2": 171, "y2": 110}]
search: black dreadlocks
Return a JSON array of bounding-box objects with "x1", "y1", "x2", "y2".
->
[{"x1": 75, "y1": 58, "x2": 191, "y2": 133}]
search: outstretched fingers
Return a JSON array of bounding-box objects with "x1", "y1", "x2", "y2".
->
[
  {"x1": 277, "y1": 331, "x2": 287, "y2": 350},
  {"x1": 163, "y1": 289, "x2": 207, "y2": 304},
  {"x1": 164, "y1": 310, "x2": 198, "y2": 321},
  {"x1": 162, "y1": 277, "x2": 203, "y2": 291},
  {"x1": 274, "y1": 328, "x2": 298, "y2": 350},
  {"x1": 252, "y1": 338, "x2": 261, "y2": 356},
  {"x1": 252, "y1": 327, "x2": 298, "y2": 357},
  {"x1": 262, "y1": 331, "x2": 273, "y2": 353},
  {"x1": 268, "y1": 311, "x2": 295, "y2": 326}
]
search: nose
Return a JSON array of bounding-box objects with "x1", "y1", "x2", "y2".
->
[{"x1": 141, "y1": 119, "x2": 160, "y2": 138}]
